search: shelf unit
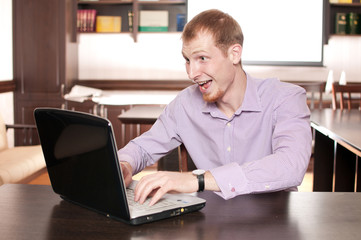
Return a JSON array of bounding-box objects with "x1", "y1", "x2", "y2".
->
[
  {"x1": 329, "y1": 2, "x2": 361, "y2": 36},
  {"x1": 77, "y1": 0, "x2": 187, "y2": 42}
]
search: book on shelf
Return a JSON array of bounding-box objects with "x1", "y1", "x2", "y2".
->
[
  {"x1": 96, "y1": 16, "x2": 122, "y2": 33},
  {"x1": 346, "y1": 13, "x2": 360, "y2": 34},
  {"x1": 139, "y1": 10, "x2": 169, "y2": 32},
  {"x1": 176, "y1": 14, "x2": 186, "y2": 32},
  {"x1": 335, "y1": 12, "x2": 361, "y2": 35},
  {"x1": 77, "y1": 9, "x2": 96, "y2": 32},
  {"x1": 337, "y1": 0, "x2": 352, "y2": 3},
  {"x1": 128, "y1": 11, "x2": 134, "y2": 32},
  {"x1": 335, "y1": 13, "x2": 347, "y2": 34}
]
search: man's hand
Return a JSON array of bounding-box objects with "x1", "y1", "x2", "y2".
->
[
  {"x1": 120, "y1": 161, "x2": 133, "y2": 187},
  {"x1": 134, "y1": 171, "x2": 198, "y2": 206}
]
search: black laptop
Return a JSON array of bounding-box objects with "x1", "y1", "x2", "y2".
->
[{"x1": 34, "y1": 108, "x2": 206, "y2": 225}]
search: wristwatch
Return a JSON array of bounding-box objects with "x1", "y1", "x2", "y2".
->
[{"x1": 192, "y1": 169, "x2": 205, "y2": 192}]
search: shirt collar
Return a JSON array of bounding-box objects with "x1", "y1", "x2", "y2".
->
[
  {"x1": 237, "y1": 72, "x2": 263, "y2": 113},
  {"x1": 201, "y1": 72, "x2": 263, "y2": 116}
]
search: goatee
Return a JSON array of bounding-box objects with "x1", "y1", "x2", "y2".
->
[{"x1": 202, "y1": 89, "x2": 224, "y2": 103}]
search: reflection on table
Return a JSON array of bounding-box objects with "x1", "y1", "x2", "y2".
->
[
  {"x1": 1, "y1": 184, "x2": 361, "y2": 240},
  {"x1": 311, "y1": 109, "x2": 361, "y2": 192}
]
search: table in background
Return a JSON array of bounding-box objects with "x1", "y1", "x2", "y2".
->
[
  {"x1": 92, "y1": 90, "x2": 178, "y2": 117},
  {"x1": 118, "y1": 106, "x2": 192, "y2": 172},
  {"x1": 311, "y1": 109, "x2": 361, "y2": 192},
  {"x1": 1, "y1": 184, "x2": 361, "y2": 240}
]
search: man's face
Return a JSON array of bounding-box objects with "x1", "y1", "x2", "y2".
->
[{"x1": 182, "y1": 32, "x2": 237, "y2": 103}]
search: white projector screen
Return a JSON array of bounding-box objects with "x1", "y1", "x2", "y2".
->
[{"x1": 187, "y1": 0, "x2": 325, "y2": 66}]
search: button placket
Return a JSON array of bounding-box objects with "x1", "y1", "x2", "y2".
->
[{"x1": 224, "y1": 120, "x2": 233, "y2": 163}]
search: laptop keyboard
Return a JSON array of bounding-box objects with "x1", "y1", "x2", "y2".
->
[{"x1": 126, "y1": 189, "x2": 176, "y2": 211}]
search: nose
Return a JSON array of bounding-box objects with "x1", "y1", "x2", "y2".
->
[{"x1": 187, "y1": 61, "x2": 200, "y2": 81}]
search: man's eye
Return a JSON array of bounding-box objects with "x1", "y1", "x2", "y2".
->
[{"x1": 200, "y1": 56, "x2": 206, "y2": 61}]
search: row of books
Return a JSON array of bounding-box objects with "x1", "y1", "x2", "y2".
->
[
  {"x1": 138, "y1": 11, "x2": 185, "y2": 32},
  {"x1": 77, "y1": 9, "x2": 185, "y2": 33},
  {"x1": 335, "y1": 12, "x2": 361, "y2": 34},
  {"x1": 77, "y1": 9, "x2": 123, "y2": 33},
  {"x1": 77, "y1": 9, "x2": 96, "y2": 32}
]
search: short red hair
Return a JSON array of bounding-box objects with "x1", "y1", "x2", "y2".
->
[{"x1": 182, "y1": 9, "x2": 244, "y2": 64}]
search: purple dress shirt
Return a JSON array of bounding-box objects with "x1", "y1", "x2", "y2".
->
[{"x1": 118, "y1": 73, "x2": 312, "y2": 199}]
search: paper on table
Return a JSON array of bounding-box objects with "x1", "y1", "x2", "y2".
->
[
  {"x1": 325, "y1": 70, "x2": 334, "y2": 94},
  {"x1": 339, "y1": 71, "x2": 347, "y2": 85},
  {"x1": 64, "y1": 85, "x2": 103, "y2": 102}
]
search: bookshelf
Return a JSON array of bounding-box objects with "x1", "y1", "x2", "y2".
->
[
  {"x1": 329, "y1": 2, "x2": 361, "y2": 36},
  {"x1": 77, "y1": 0, "x2": 187, "y2": 42}
]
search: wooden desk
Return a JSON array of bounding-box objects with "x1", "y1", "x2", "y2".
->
[
  {"x1": 311, "y1": 109, "x2": 361, "y2": 192},
  {"x1": 118, "y1": 105, "x2": 165, "y2": 125},
  {"x1": 1, "y1": 184, "x2": 361, "y2": 239},
  {"x1": 118, "y1": 105, "x2": 165, "y2": 142},
  {"x1": 118, "y1": 106, "x2": 191, "y2": 172}
]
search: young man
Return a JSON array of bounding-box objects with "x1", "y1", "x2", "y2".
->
[{"x1": 118, "y1": 9, "x2": 312, "y2": 205}]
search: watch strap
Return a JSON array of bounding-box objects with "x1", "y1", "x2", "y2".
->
[{"x1": 197, "y1": 174, "x2": 205, "y2": 192}]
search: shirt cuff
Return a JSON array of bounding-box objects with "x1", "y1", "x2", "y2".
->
[
  {"x1": 210, "y1": 162, "x2": 248, "y2": 200},
  {"x1": 117, "y1": 153, "x2": 138, "y2": 174}
]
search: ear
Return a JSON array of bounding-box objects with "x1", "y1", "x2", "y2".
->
[{"x1": 228, "y1": 44, "x2": 242, "y2": 65}]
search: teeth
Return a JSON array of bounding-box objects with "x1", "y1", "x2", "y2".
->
[{"x1": 197, "y1": 80, "x2": 210, "y2": 86}]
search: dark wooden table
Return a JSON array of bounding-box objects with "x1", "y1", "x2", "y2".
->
[
  {"x1": 118, "y1": 106, "x2": 191, "y2": 171},
  {"x1": 117, "y1": 105, "x2": 165, "y2": 125},
  {"x1": 311, "y1": 109, "x2": 361, "y2": 192},
  {"x1": 117, "y1": 105, "x2": 165, "y2": 146},
  {"x1": 1, "y1": 184, "x2": 361, "y2": 240}
]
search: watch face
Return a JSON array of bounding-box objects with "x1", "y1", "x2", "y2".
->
[{"x1": 193, "y1": 169, "x2": 205, "y2": 175}]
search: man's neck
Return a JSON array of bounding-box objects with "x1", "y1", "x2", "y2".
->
[{"x1": 216, "y1": 69, "x2": 247, "y2": 118}]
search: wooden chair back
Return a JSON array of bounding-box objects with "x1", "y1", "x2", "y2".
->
[
  {"x1": 288, "y1": 81, "x2": 326, "y2": 109},
  {"x1": 332, "y1": 83, "x2": 361, "y2": 110}
]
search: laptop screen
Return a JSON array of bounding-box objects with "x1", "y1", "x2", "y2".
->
[{"x1": 34, "y1": 108, "x2": 130, "y2": 220}]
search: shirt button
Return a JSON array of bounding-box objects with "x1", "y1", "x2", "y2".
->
[
  {"x1": 227, "y1": 146, "x2": 231, "y2": 152},
  {"x1": 227, "y1": 122, "x2": 231, "y2": 127}
]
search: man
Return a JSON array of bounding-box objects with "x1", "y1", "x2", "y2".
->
[{"x1": 118, "y1": 9, "x2": 312, "y2": 206}]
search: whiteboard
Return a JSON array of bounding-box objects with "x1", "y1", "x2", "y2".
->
[{"x1": 187, "y1": 0, "x2": 325, "y2": 66}]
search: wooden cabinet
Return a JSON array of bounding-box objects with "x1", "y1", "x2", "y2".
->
[
  {"x1": 13, "y1": 0, "x2": 78, "y2": 145},
  {"x1": 77, "y1": 0, "x2": 187, "y2": 41},
  {"x1": 329, "y1": 2, "x2": 361, "y2": 36}
]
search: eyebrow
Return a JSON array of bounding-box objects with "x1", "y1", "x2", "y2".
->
[
  {"x1": 191, "y1": 50, "x2": 207, "y2": 55},
  {"x1": 182, "y1": 50, "x2": 207, "y2": 59}
]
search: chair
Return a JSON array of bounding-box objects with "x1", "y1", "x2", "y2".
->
[
  {"x1": 0, "y1": 114, "x2": 46, "y2": 186},
  {"x1": 332, "y1": 83, "x2": 361, "y2": 110},
  {"x1": 288, "y1": 81, "x2": 327, "y2": 109}
]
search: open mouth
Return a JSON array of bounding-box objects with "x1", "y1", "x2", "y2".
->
[{"x1": 197, "y1": 80, "x2": 212, "y2": 90}]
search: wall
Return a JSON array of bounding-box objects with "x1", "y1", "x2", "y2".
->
[
  {"x1": 324, "y1": 36, "x2": 361, "y2": 82},
  {"x1": 78, "y1": 33, "x2": 187, "y2": 80},
  {"x1": 78, "y1": 33, "x2": 361, "y2": 84}
]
